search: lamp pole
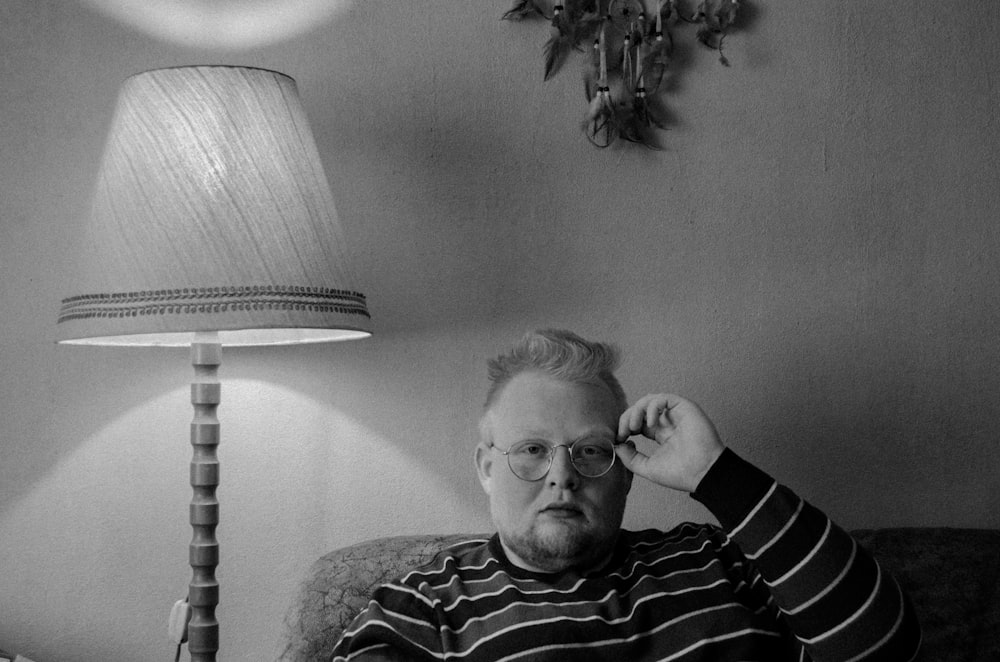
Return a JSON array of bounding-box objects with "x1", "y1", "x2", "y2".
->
[{"x1": 189, "y1": 333, "x2": 221, "y2": 661}]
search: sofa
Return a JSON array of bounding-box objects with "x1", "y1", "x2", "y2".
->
[{"x1": 279, "y1": 527, "x2": 1000, "y2": 661}]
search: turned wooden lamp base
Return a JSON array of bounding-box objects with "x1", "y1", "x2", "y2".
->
[{"x1": 189, "y1": 332, "x2": 221, "y2": 661}]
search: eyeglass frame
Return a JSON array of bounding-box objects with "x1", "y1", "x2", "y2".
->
[{"x1": 489, "y1": 437, "x2": 625, "y2": 482}]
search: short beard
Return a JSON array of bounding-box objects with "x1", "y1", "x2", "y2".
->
[{"x1": 503, "y1": 523, "x2": 616, "y2": 573}]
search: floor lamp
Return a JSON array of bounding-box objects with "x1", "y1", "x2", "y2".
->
[{"x1": 55, "y1": 66, "x2": 371, "y2": 662}]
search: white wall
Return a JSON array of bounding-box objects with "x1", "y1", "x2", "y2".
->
[{"x1": 2, "y1": 1, "x2": 998, "y2": 660}]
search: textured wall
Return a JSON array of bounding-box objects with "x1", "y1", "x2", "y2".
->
[{"x1": 1, "y1": 1, "x2": 998, "y2": 660}]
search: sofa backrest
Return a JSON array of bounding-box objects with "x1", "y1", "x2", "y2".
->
[{"x1": 849, "y1": 527, "x2": 1000, "y2": 662}]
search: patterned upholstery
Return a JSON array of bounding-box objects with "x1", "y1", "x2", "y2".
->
[
  {"x1": 850, "y1": 527, "x2": 1000, "y2": 662},
  {"x1": 278, "y1": 528, "x2": 1000, "y2": 662},
  {"x1": 278, "y1": 534, "x2": 485, "y2": 662}
]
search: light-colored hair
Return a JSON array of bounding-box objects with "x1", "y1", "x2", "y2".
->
[{"x1": 479, "y1": 329, "x2": 627, "y2": 443}]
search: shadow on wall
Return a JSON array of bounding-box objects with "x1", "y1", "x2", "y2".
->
[{"x1": 721, "y1": 312, "x2": 1000, "y2": 529}]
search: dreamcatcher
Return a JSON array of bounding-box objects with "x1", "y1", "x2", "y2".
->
[{"x1": 502, "y1": 0, "x2": 743, "y2": 148}]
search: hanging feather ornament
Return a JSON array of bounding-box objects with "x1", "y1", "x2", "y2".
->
[
  {"x1": 696, "y1": 0, "x2": 740, "y2": 66},
  {"x1": 641, "y1": 0, "x2": 674, "y2": 94},
  {"x1": 583, "y1": 21, "x2": 618, "y2": 147},
  {"x1": 500, "y1": 0, "x2": 747, "y2": 148}
]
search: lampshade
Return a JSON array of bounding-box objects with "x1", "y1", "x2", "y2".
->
[{"x1": 56, "y1": 65, "x2": 371, "y2": 346}]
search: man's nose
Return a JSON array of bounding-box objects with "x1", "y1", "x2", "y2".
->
[{"x1": 547, "y1": 445, "x2": 580, "y2": 489}]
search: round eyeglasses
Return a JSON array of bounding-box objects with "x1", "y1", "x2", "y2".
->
[{"x1": 491, "y1": 438, "x2": 620, "y2": 481}]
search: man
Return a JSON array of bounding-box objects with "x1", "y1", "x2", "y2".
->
[{"x1": 332, "y1": 329, "x2": 921, "y2": 661}]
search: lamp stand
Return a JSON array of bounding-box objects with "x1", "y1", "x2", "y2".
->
[
  {"x1": 54, "y1": 66, "x2": 374, "y2": 661},
  {"x1": 189, "y1": 332, "x2": 221, "y2": 661}
]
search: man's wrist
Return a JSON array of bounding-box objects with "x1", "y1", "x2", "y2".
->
[
  {"x1": 688, "y1": 445, "x2": 726, "y2": 492},
  {"x1": 690, "y1": 448, "x2": 776, "y2": 531}
]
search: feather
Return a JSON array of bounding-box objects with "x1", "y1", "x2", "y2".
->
[
  {"x1": 717, "y1": 0, "x2": 739, "y2": 29},
  {"x1": 651, "y1": 0, "x2": 674, "y2": 27},
  {"x1": 583, "y1": 87, "x2": 618, "y2": 148},
  {"x1": 579, "y1": 12, "x2": 604, "y2": 35},
  {"x1": 583, "y1": 38, "x2": 602, "y2": 101},
  {"x1": 630, "y1": 86, "x2": 669, "y2": 144},
  {"x1": 559, "y1": 3, "x2": 603, "y2": 50},
  {"x1": 501, "y1": 0, "x2": 546, "y2": 21},
  {"x1": 543, "y1": 2, "x2": 602, "y2": 79},
  {"x1": 713, "y1": 0, "x2": 739, "y2": 65},
  {"x1": 612, "y1": 88, "x2": 652, "y2": 147},
  {"x1": 621, "y1": 32, "x2": 634, "y2": 88},
  {"x1": 634, "y1": 88, "x2": 667, "y2": 130},
  {"x1": 584, "y1": 88, "x2": 610, "y2": 122},
  {"x1": 696, "y1": 24, "x2": 715, "y2": 48},
  {"x1": 677, "y1": 0, "x2": 706, "y2": 23},
  {"x1": 640, "y1": 30, "x2": 673, "y2": 93},
  {"x1": 622, "y1": 18, "x2": 648, "y2": 90},
  {"x1": 638, "y1": 0, "x2": 674, "y2": 92},
  {"x1": 543, "y1": 29, "x2": 576, "y2": 80},
  {"x1": 697, "y1": 0, "x2": 739, "y2": 65}
]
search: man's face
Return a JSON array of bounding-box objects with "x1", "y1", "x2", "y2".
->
[{"x1": 475, "y1": 371, "x2": 632, "y2": 573}]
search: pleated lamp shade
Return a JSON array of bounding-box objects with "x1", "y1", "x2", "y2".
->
[{"x1": 56, "y1": 65, "x2": 371, "y2": 346}]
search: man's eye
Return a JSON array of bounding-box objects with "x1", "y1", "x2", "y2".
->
[
  {"x1": 516, "y1": 443, "x2": 547, "y2": 456},
  {"x1": 577, "y1": 443, "x2": 612, "y2": 458}
]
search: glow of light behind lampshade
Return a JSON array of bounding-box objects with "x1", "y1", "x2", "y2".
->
[
  {"x1": 79, "y1": 0, "x2": 354, "y2": 50},
  {"x1": 56, "y1": 66, "x2": 371, "y2": 346}
]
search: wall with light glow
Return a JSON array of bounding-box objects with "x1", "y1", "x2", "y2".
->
[{"x1": 1, "y1": 1, "x2": 998, "y2": 660}]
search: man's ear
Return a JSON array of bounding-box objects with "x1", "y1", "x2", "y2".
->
[{"x1": 474, "y1": 442, "x2": 494, "y2": 494}]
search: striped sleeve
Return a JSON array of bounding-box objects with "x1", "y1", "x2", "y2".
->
[
  {"x1": 331, "y1": 580, "x2": 444, "y2": 661},
  {"x1": 692, "y1": 448, "x2": 922, "y2": 661}
]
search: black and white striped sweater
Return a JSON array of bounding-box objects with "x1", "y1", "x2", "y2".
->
[{"x1": 332, "y1": 449, "x2": 921, "y2": 661}]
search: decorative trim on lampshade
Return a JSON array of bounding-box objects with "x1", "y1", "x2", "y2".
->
[{"x1": 57, "y1": 66, "x2": 371, "y2": 346}]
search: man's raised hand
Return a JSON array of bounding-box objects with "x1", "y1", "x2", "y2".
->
[{"x1": 616, "y1": 393, "x2": 725, "y2": 493}]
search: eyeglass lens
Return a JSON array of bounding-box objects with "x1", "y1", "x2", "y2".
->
[{"x1": 506, "y1": 439, "x2": 616, "y2": 481}]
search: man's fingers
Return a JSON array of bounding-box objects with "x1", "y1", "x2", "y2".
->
[
  {"x1": 619, "y1": 394, "x2": 674, "y2": 441},
  {"x1": 646, "y1": 399, "x2": 669, "y2": 430},
  {"x1": 615, "y1": 442, "x2": 649, "y2": 477},
  {"x1": 618, "y1": 406, "x2": 644, "y2": 440}
]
